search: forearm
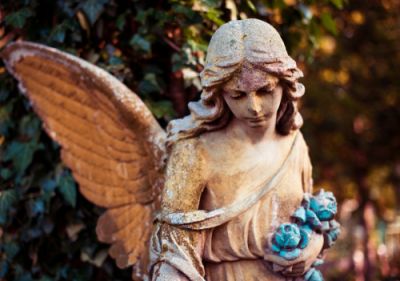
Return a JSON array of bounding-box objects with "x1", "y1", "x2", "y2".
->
[
  {"x1": 150, "y1": 223, "x2": 205, "y2": 281},
  {"x1": 150, "y1": 139, "x2": 207, "y2": 280}
]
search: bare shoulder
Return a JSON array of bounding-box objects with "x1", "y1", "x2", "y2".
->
[
  {"x1": 163, "y1": 137, "x2": 209, "y2": 211},
  {"x1": 168, "y1": 137, "x2": 208, "y2": 169}
]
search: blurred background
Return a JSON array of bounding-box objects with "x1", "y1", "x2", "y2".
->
[{"x1": 0, "y1": 0, "x2": 399, "y2": 280}]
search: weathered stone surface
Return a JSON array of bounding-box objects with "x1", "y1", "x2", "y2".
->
[{"x1": 2, "y1": 18, "x2": 340, "y2": 281}]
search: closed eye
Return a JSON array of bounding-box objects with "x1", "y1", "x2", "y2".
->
[
  {"x1": 257, "y1": 86, "x2": 274, "y2": 95},
  {"x1": 229, "y1": 91, "x2": 246, "y2": 99}
]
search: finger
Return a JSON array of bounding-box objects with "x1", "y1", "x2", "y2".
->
[
  {"x1": 291, "y1": 261, "x2": 306, "y2": 275},
  {"x1": 272, "y1": 263, "x2": 286, "y2": 273},
  {"x1": 283, "y1": 261, "x2": 305, "y2": 277},
  {"x1": 293, "y1": 261, "x2": 305, "y2": 270}
]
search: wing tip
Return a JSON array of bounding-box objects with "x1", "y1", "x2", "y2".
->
[
  {"x1": 1, "y1": 41, "x2": 41, "y2": 75},
  {"x1": 1, "y1": 41, "x2": 68, "y2": 71}
]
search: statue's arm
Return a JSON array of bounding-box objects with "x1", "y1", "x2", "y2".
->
[{"x1": 151, "y1": 139, "x2": 207, "y2": 281}]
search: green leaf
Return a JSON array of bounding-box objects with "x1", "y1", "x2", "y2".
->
[
  {"x1": 0, "y1": 189, "x2": 17, "y2": 225},
  {"x1": 49, "y1": 21, "x2": 73, "y2": 43},
  {"x1": 116, "y1": 13, "x2": 127, "y2": 31},
  {"x1": 0, "y1": 189, "x2": 18, "y2": 213},
  {"x1": 80, "y1": 0, "x2": 109, "y2": 25},
  {"x1": 3, "y1": 140, "x2": 41, "y2": 177},
  {"x1": 136, "y1": 9, "x2": 154, "y2": 25},
  {"x1": 19, "y1": 115, "x2": 40, "y2": 138},
  {"x1": 246, "y1": 0, "x2": 257, "y2": 12},
  {"x1": 330, "y1": 0, "x2": 343, "y2": 9},
  {"x1": 205, "y1": 9, "x2": 224, "y2": 26},
  {"x1": 138, "y1": 73, "x2": 163, "y2": 95},
  {"x1": 130, "y1": 34, "x2": 151, "y2": 53},
  {"x1": 4, "y1": 8, "x2": 34, "y2": 28},
  {"x1": 201, "y1": 0, "x2": 221, "y2": 8},
  {"x1": 146, "y1": 100, "x2": 175, "y2": 119},
  {"x1": 187, "y1": 39, "x2": 208, "y2": 52},
  {"x1": 57, "y1": 171, "x2": 77, "y2": 207},
  {"x1": 3, "y1": 242, "x2": 19, "y2": 261},
  {"x1": 321, "y1": 12, "x2": 337, "y2": 35},
  {"x1": 0, "y1": 169, "x2": 13, "y2": 180}
]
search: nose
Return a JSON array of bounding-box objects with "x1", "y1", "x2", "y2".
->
[{"x1": 247, "y1": 92, "x2": 262, "y2": 115}]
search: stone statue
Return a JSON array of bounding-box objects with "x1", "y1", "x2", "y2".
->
[{"x1": 1, "y1": 19, "x2": 340, "y2": 281}]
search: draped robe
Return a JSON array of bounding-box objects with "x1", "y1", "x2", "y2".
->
[{"x1": 150, "y1": 131, "x2": 314, "y2": 281}]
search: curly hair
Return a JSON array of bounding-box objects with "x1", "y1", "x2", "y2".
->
[{"x1": 167, "y1": 19, "x2": 305, "y2": 146}]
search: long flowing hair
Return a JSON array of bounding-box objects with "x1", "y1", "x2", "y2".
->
[{"x1": 167, "y1": 19, "x2": 305, "y2": 146}]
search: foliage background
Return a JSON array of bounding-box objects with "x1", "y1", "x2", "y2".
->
[{"x1": 0, "y1": 0, "x2": 399, "y2": 280}]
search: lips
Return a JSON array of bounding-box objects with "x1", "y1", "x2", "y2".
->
[{"x1": 247, "y1": 116, "x2": 267, "y2": 122}]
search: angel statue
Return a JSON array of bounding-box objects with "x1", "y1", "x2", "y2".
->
[{"x1": 1, "y1": 18, "x2": 340, "y2": 281}]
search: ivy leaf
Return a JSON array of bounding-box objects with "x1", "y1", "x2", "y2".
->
[
  {"x1": 3, "y1": 242, "x2": 19, "y2": 261},
  {"x1": 0, "y1": 169, "x2": 12, "y2": 180},
  {"x1": 330, "y1": 0, "x2": 344, "y2": 9},
  {"x1": 80, "y1": 0, "x2": 109, "y2": 25},
  {"x1": 19, "y1": 115, "x2": 40, "y2": 138},
  {"x1": 3, "y1": 140, "x2": 41, "y2": 177},
  {"x1": 321, "y1": 12, "x2": 337, "y2": 35},
  {"x1": 57, "y1": 172, "x2": 77, "y2": 207},
  {"x1": 0, "y1": 189, "x2": 17, "y2": 225},
  {"x1": 145, "y1": 100, "x2": 175, "y2": 119},
  {"x1": 116, "y1": 13, "x2": 127, "y2": 31},
  {"x1": 49, "y1": 21, "x2": 76, "y2": 43},
  {"x1": 4, "y1": 8, "x2": 34, "y2": 28},
  {"x1": 130, "y1": 34, "x2": 151, "y2": 53},
  {"x1": 139, "y1": 73, "x2": 163, "y2": 95},
  {"x1": 0, "y1": 189, "x2": 18, "y2": 214}
]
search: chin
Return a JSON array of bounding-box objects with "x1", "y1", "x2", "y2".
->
[{"x1": 246, "y1": 121, "x2": 269, "y2": 128}]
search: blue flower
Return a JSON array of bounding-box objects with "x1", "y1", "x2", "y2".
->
[
  {"x1": 324, "y1": 219, "x2": 341, "y2": 248},
  {"x1": 271, "y1": 223, "x2": 302, "y2": 260},
  {"x1": 305, "y1": 267, "x2": 324, "y2": 281},
  {"x1": 309, "y1": 189, "x2": 337, "y2": 221}
]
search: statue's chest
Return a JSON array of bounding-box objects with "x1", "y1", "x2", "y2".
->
[{"x1": 202, "y1": 152, "x2": 302, "y2": 210}]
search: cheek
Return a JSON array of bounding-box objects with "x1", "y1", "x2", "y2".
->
[
  {"x1": 224, "y1": 98, "x2": 248, "y2": 118},
  {"x1": 262, "y1": 90, "x2": 283, "y2": 113}
]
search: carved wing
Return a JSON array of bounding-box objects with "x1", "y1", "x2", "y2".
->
[{"x1": 1, "y1": 42, "x2": 166, "y2": 279}]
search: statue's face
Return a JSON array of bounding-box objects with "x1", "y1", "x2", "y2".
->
[{"x1": 222, "y1": 64, "x2": 283, "y2": 129}]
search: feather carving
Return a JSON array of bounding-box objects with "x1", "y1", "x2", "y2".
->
[{"x1": 1, "y1": 42, "x2": 166, "y2": 280}]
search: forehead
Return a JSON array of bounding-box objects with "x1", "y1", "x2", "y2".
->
[{"x1": 223, "y1": 64, "x2": 279, "y2": 92}]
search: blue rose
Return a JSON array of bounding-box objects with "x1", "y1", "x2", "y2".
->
[
  {"x1": 309, "y1": 189, "x2": 337, "y2": 221},
  {"x1": 305, "y1": 267, "x2": 324, "y2": 281},
  {"x1": 324, "y1": 219, "x2": 341, "y2": 248},
  {"x1": 271, "y1": 223, "x2": 302, "y2": 260}
]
